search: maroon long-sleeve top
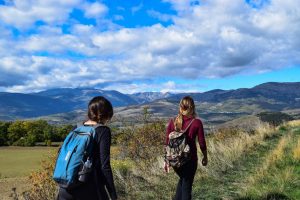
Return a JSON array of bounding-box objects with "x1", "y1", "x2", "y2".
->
[{"x1": 166, "y1": 115, "x2": 207, "y2": 161}]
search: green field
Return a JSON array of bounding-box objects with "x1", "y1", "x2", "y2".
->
[
  {"x1": 0, "y1": 146, "x2": 58, "y2": 179},
  {"x1": 0, "y1": 147, "x2": 58, "y2": 199}
]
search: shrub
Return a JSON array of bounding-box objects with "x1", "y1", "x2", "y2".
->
[
  {"x1": 24, "y1": 149, "x2": 58, "y2": 200},
  {"x1": 0, "y1": 121, "x2": 11, "y2": 146},
  {"x1": 12, "y1": 137, "x2": 26, "y2": 146},
  {"x1": 8, "y1": 121, "x2": 27, "y2": 144},
  {"x1": 257, "y1": 112, "x2": 294, "y2": 127},
  {"x1": 116, "y1": 118, "x2": 166, "y2": 172},
  {"x1": 24, "y1": 134, "x2": 37, "y2": 146}
]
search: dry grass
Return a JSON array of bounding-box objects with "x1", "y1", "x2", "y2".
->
[
  {"x1": 248, "y1": 135, "x2": 289, "y2": 183},
  {"x1": 287, "y1": 120, "x2": 300, "y2": 127},
  {"x1": 264, "y1": 136, "x2": 289, "y2": 167},
  {"x1": 239, "y1": 132, "x2": 297, "y2": 198},
  {"x1": 293, "y1": 138, "x2": 300, "y2": 161},
  {"x1": 198, "y1": 121, "x2": 274, "y2": 178}
]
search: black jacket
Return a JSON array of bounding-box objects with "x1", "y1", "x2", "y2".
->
[{"x1": 58, "y1": 125, "x2": 117, "y2": 200}]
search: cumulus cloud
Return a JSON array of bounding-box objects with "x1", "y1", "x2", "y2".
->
[
  {"x1": 82, "y1": 2, "x2": 108, "y2": 19},
  {"x1": 102, "y1": 80, "x2": 203, "y2": 94},
  {"x1": 0, "y1": 0, "x2": 82, "y2": 29},
  {"x1": 163, "y1": 0, "x2": 196, "y2": 13},
  {"x1": 0, "y1": 0, "x2": 300, "y2": 93},
  {"x1": 1, "y1": 56, "x2": 123, "y2": 92},
  {"x1": 147, "y1": 10, "x2": 173, "y2": 22}
]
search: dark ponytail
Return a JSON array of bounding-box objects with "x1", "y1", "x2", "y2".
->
[{"x1": 87, "y1": 96, "x2": 113, "y2": 124}]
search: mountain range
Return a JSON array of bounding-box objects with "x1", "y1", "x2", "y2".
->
[
  {"x1": 0, "y1": 82, "x2": 299, "y2": 124},
  {"x1": 0, "y1": 88, "x2": 171, "y2": 120}
]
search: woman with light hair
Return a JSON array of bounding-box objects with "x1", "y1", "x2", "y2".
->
[{"x1": 164, "y1": 96, "x2": 207, "y2": 200}]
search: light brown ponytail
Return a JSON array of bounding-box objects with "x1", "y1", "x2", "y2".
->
[{"x1": 174, "y1": 96, "x2": 196, "y2": 131}]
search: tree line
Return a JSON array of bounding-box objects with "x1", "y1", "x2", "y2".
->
[
  {"x1": 0, "y1": 120, "x2": 73, "y2": 146},
  {"x1": 0, "y1": 111, "x2": 294, "y2": 147}
]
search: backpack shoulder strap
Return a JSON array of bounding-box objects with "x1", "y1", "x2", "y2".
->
[
  {"x1": 92, "y1": 124, "x2": 104, "y2": 129},
  {"x1": 76, "y1": 122, "x2": 106, "y2": 139},
  {"x1": 171, "y1": 116, "x2": 176, "y2": 123},
  {"x1": 182, "y1": 118, "x2": 195, "y2": 133},
  {"x1": 77, "y1": 122, "x2": 105, "y2": 129}
]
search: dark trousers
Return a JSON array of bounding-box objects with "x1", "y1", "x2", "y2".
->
[
  {"x1": 173, "y1": 160, "x2": 198, "y2": 200},
  {"x1": 57, "y1": 180, "x2": 109, "y2": 200},
  {"x1": 57, "y1": 187, "x2": 101, "y2": 200}
]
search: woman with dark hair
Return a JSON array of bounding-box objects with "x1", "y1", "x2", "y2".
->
[
  {"x1": 58, "y1": 96, "x2": 118, "y2": 200},
  {"x1": 165, "y1": 96, "x2": 207, "y2": 200}
]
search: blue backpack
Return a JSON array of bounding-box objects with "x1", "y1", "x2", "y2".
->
[{"x1": 53, "y1": 124, "x2": 102, "y2": 189}]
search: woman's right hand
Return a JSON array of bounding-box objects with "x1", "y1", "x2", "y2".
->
[
  {"x1": 164, "y1": 161, "x2": 170, "y2": 173},
  {"x1": 202, "y1": 156, "x2": 208, "y2": 166}
]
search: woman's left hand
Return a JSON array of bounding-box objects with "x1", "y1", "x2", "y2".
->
[
  {"x1": 164, "y1": 161, "x2": 170, "y2": 173},
  {"x1": 202, "y1": 157, "x2": 208, "y2": 166}
]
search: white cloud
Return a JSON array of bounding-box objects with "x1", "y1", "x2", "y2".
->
[
  {"x1": 163, "y1": 0, "x2": 194, "y2": 13},
  {"x1": 91, "y1": 28, "x2": 142, "y2": 55},
  {"x1": 2, "y1": 56, "x2": 122, "y2": 92},
  {"x1": 147, "y1": 10, "x2": 173, "y2": 22},
  {"x1": 131, "y1": 3, "x2": 143, "y2": 14},
  {"x1": 82, "y1": 2, "x2": 108, "y2": 19},
  {"x1": 113, "y1": 15, "x2": 124, "y2": 21},
  {"x1": 160, "y1": 81, "x2": 176, "y2": 93},
  {"x1": 0, "y1": 0, "x2": 300, "y2": 93},
  {"x1": 102, "y1": 80, "x2": 202, "y2": 94},
  {"x1": 0, "y1": 0, "x2": 82, "y2": 29}
]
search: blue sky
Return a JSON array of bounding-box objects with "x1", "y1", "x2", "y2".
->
[{"x1": 0, "y1": 0, "x2": 299, "y2": 93}]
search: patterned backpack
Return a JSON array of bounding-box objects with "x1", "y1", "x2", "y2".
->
[{"x1": 165, "y1": 119, "x2": 195, "y2": 168}]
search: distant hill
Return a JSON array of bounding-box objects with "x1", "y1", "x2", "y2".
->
[
  {"x1": 0, "y1": 88, "x2": 138, "y2": 120},
  {"x1": 0, "y1": 92, "x2": 73, "y2": 120},
  {"x1": 0, "y1": 82, "x2": 299, "y2": 123},
  {"x1": 165, "y1": 82, "x2": 300, "y2": 104},
  {"x1": 112, "y1": 82, "x2": 300, "y2": 125},
  {"x1": 33, "y1": 88, "x2": 138, "y2": 108},
  {"x1": 129, "y1": 92, "x2": 174, "y2": 104}
]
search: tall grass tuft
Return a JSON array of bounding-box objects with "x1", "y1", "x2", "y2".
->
[
  {"x1": 293, "y1": 138, "x2": 300, "y2": 161},
  {"x1": 287, "y1": 119, "x2": 300, "y2": 127},
  {"x1": 239, "y1": 132, "x2": 299, "y2": 198},
  {"x1": 198, "y1": 121, "x2": 274, "y2": 178},
  {"x1": 247, "y1": 135, "x2": 289, "y2": 185}
]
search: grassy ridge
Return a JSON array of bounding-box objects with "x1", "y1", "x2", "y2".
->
[
  {"x1": 239, "y1": 127, "x2": 300, "y2": 199},
  {"x1": 192, "y1": 122, "x2": 300, "y2": 200}
]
